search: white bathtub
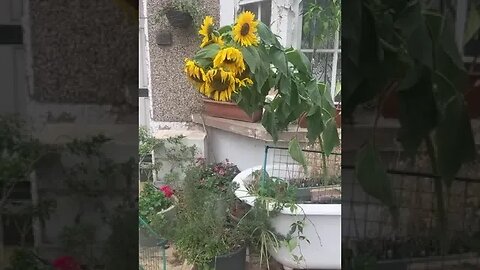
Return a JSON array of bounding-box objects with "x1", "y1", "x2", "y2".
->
[{"x1": 232, "y1": 165, "x2": 341, "y2": 270}]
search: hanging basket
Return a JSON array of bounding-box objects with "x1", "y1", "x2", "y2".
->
[{"x1": 164, "y1": 9, "x2": 193, "y2": 28}]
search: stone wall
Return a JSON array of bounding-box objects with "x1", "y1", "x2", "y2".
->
[{"x1": 147, "y1": 0, "x2": 220, "y2": 122}]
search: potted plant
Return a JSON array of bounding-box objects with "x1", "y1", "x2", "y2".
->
[
  {"x1": 184, "y1": 11, "x2": 337, "y2": 128},
  {"x1": 159, "y1": 0, "x2": 203, "y2": 29},
  {"x1": 344, "y1": 0, "x2": 477, "y2": 265},
  {"x1": 172, "y1": 160, "x2": 247, "y2": 270}
]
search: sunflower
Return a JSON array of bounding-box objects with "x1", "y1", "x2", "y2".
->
[
  {"x1": 232, "y1": 11, "x2": 259, "y2": 47},
  {"x1": 213, "y1": 47, "x2": 246, "y2": 74},
  {"x1": 184, "y1": 59, "x2": 207, "y2": 95},
  {"x1": 199, "y1": 16, "x2": 224, "y2": 48},
  {"x1": 237, "y1": 77, "x2": 254, "y2": 88},
  {"x1": 204, "y1": 69, "x2": 238, "y2": 102}
]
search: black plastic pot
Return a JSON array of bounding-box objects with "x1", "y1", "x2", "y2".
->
[
  {"x1": 165, "y1": 9, "x2": 193, "y2": 28},
  {"x1": 205, "y1": 246, "x2": 247, "y2": 270}
]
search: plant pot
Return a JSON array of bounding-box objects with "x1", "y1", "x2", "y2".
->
[
  {"x1": 203, "y1": 99, "x2": 262, "y2": 122},
  {"x1": 204, "y1": 246, "x2": 247, "y2": 270},
  {"x1": 299, "y1": 104, "x2": 341, "y2": 128},
  {"x1": 165, "y1": 9, "x2": 193, "y2": 28}
]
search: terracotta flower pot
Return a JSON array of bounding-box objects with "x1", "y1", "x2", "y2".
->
[
  {"x1": 203, "y1": 99, "x2": 262, "y2": 122},
  {"x1": 299, "y1": 105, "x2": 341, "y2": 128}
]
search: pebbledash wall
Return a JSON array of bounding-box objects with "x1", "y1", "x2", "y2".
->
[{"x1": 146, "y1": 0, "x2": 220, "y2": 123}]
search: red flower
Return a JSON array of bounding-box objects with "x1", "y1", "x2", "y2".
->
[
  {"x1": 53, "y1": 256, "x2": 82, "y2": 270},
  {"x1": 159, "y1": 185, "x2": 174, "y2": 198}
]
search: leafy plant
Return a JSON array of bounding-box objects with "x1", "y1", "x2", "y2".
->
[
  {"x1": 344, "y1": 0, "x2": 477, "y2": 254},
  {"x1": 157, "y1": 0, "x2": 205, "y2": 29},
  {"x1": 302, "y1": 0, "x2": 341, "y2": 48},
  {"x1": 184, "y1": 13, "x2": 339, "y2": 156},
  {"x1": 172, "y1": 162, "x2": 247, "y2": 268},
  {"x1": 139, "y1": 182, "x2": 175, "y2": 225}
]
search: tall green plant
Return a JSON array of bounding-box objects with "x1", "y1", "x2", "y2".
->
[{"x1": 344, "y1": 0, "x2": 476, "y2": 254}]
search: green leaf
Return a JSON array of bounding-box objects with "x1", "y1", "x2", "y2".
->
[
  {"x1": 241, "y1": 46, "x2": 261, "y2": 72},
  {"x1": 287, "y1": 238, "x2": 297, "y2": 252},
  {"x1": 288, "y1": 138, "x2": 307, "y2": 172},
  {"x1": 306, "y1": 106, "x2": 324, "y2": 143},
  {"x1": 286, "y1": 49, "x2": 311, "y2": 74},
  {"x1": 270, "y1": 47, "x2": 288, "y2": 76},
  {"x1": 257, "y1": 21, "x2": 282, "y2": 48},
  {"x1": 262, "y1": 107, "x2": 279, "y2": 142},
  {"x1": 355, "y1": 142, "x2": 396, "y2": 209},
  {"x1": 194, "y1": 44, "x2": 221, "y2": 60},
  {"x1": 306, "y1": 80, "x2": 322, "y2": 106},
  {"x1": 321, "y1": 119, "x2": 339, "y2": 156},
  {"x1": 218, "y1": 25, "x2": 232, "y2": 35}
]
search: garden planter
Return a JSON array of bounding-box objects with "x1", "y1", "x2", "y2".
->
[
  {"x1": 165, "y1": 9, "x2": 193, "y2": 28},
  {"x1": 156, "y1": 195, "x2": 178, "y2": 220},
  {"x1": 204, "y1": 246, "x2": 247, "y2": 270},
  {"x1": 296, "y1": 186, "x2": 342, "y2": 204},
  {"x1": 203, "y1": 99, "x2": 262, "y2": 122},
  {"x1": 299, "y1": 104, "x2": 341, "y2": 128},
  {"x1": 233, "y1": 164, "x2": 341, "y2": 269}
]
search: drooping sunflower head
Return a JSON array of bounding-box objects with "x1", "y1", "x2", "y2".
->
[
  {"x1": 237, "y1": 77, "x2": 254, "y2": 88},
  {"x1": 213, "y1": 47, "x2": 246, "y2": 74},
  {"x1": 233, "y1": 11, "x2": 259, "y2": 47},
  {"x1": 198, "y1": 16, "x2": 224, "y2": 48},
  {"x1": 184, "y1": 59, "x2": 207, "y2": 95},
  {"x1": 204, "y1": 68, "x2": 238, "y2": 102}
]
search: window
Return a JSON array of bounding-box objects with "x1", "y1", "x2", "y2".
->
[
  {"x1": 238, "y1": 0, "x2": 272, "y2": 26},
  {"x1": 299, "y1": 0, "x2": 341, "y2": 102}
]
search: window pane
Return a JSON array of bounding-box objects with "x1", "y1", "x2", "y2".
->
[
  {"x1": 239, "y1": 1, "x2": 271, "y2": 26},
  {"x1": 301, "y1": 0, "x2": 339, "y2": 50}
]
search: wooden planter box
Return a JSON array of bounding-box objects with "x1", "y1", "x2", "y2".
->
[{"x1": 203, "y1": 99, "x2": 262, "y2": 123}]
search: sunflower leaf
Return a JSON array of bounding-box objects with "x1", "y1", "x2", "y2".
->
[
  {"x1": 288, "y1": 138, "x2": 307, "y2": 172},
  {"x1": 270, "y1": 47, "x2": 288, "y2": 76},
  {"x1": 194, "y1": 44, "x2": 221, "y2": 60},
  {"x1": 286, "y1": 49, "x2": 311, "y2": 75},
  {"x1": 218, "y1": 25, "x2": 232, "y2": 35},
  {"x1": 241, "y1": 46, "x2": 260, "y2": 72}
]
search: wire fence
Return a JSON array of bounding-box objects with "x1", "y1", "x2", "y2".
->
[
  {"x1": 342, "y1": 165, "x2": 480, "y2": 270},
  {"x1": 139, "y1": 217, "x2": 168, "y2": 270},
  {"x1": 263, "y1": 146, "x2": 341, "y2": 204}
]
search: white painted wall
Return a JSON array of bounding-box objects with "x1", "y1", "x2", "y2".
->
[
  {"x1": 205, "y1": 127, "x2": 293, "y2": 170},
  {"x1": 219, "y1": 0, "x2": 237, "y2": 25}
]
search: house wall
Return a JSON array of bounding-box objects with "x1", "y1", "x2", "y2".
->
[{"x1": 147, "y1": 0, "x2": 220, "y2": 122}]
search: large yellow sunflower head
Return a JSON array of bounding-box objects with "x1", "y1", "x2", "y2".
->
[
  {"x1": 204, "y1": 68, "x2": 238, "y2": 102},
  {"x1": 184, "y1": 59, "x2": 207, "y2": 95},
  {"x1": 198, "y1": 16, "x2": 224, "y2": 48},
  {"x1": 233, "y1": 11, "x2": 259, "y2": 47},
  {"x1": 213, "y1": 47, "x2": 246, "y2": 74}
]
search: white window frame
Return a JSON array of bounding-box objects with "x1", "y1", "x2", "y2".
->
[{"x1": 295, "y1": 0, "x2": 341, "y2": 101}]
